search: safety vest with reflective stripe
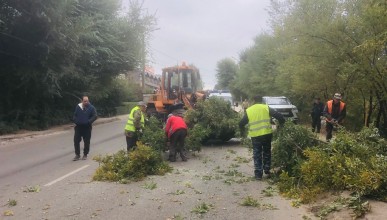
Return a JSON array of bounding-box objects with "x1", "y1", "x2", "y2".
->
[
  {"x1": 125, "y1": 106, "x2": 145, "y2": 132},
  {"x1": 246, "y1": 104, "x2": 272, "y2": 137}
]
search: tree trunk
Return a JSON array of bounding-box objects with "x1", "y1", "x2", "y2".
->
[{"x1": 366, "y1": 92, "x2": 373, "y2": 127}]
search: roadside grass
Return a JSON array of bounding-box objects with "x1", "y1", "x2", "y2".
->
[
  {"x1": 142, "y1": 181, "x2": 157, "y2": 190},
  {"x1": 240, "y1": 196, "x2": 278, "y2": 210},
  {"x1": 233, "y1": 156, "x2": 251, "y2": 163},
  {"x1": 261, "y1": 186, "x2": 277, "y2": 197},
  {"x1": 7, "y1": 199, "x2": 17, "y2": 207},
  {"x1": 172, "y1": 214, "x2": 185, "y2": 220},
  {"x1": 23, "y1": 185, "x2": 40, "y2": 193},
  {"x1": 169, "y1": 189, "x2": 185, "y2": 195},
  {"x1": 191, "y1": 202, "x2": 214, "y2": 215},
  {"x1": 228, "y1": 163, "x2": 240, "y2": 168},
  {"x1": 184, "y1": 181, "x2": 194, "y2": 189},
  {"x1": 3, "y1": 210, "x2": 14, "y2": 216},
  {"x1": 227, "y1": 149, "x2": 237, "y2": 154}
]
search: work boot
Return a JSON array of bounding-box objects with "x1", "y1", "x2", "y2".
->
[
  {"x1": 264, "y1": 170, "x2": 271, "y2": 178},
  {"x1": 73, "y1": 155, "x2": 80, "y2": 161},
  {"x1": 82, "y1": 155, "x2": 87, "y2": 160},
  {"x1": 168, "y1": 155, "x2": 176, "y2": 162},
  {"x1": 254, "y1": 170, "x2": 263, "y2": 181}
]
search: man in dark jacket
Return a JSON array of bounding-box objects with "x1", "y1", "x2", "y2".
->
[
  {"x1": 239, "y1": 95, "x2": 285, "y2": 180},
  {"x1": 323, "y1": 93, "x2": 346, "y2": 141},
  {"x1": 311, "y1": 97, "x2": 324, "y2": 133},
  {"x1": 72, "y1": 96, "x2": 97, "y2": 161}
]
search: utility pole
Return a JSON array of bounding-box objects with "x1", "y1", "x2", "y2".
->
[{"x1": 141, "y1": 35, "x2": 146, "y2": 93}]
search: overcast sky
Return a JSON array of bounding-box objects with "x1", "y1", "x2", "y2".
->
[{"x1": 137, "y1": 0, "x2": 272, "y2": 89}]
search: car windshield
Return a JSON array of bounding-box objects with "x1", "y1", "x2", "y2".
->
[
  {"x1": 210, "y1": 94, "x2": 233, "y2": 103},
  {"x1": 266, "y1": 98, "x2": 290, "y2": 105},
  {"x1": 219, "y1": 96, "x2": 232, "y2": 102}
]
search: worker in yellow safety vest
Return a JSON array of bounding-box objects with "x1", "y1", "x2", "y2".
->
[
  {"x1": 124, "y1": 101, "x2": 147, "y2": 151},
  {"x1": 239, "y1": 95, "x2": 285, "y2": 180}
]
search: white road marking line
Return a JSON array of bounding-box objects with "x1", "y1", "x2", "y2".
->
[{"x1": 44, "y1": 165, "x2": 90, "y2": 187}]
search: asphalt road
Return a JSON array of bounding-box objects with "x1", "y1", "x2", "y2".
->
[{"x1": 0, "y1": 117, "x2": 315, "y2": 220}]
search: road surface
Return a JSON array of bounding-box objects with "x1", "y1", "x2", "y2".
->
[{"x1": 0, "y1": 116, "x2": 315, "y2": 219}]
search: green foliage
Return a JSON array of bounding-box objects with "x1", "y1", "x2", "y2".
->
[
  {"x1": 191, "y1": 202, "x2": 214, "y2": 214},
  {"x1": 139, "y1": 116, "x2": 166, "y2": 152},
  {"x1": 229, "y1": 0, "x2": 387, "y2": 132},
  {"x1": 276, "y1": 125, "x2": 387, "y2": 209},
  {"x1": 116, "y1": 102, "x2": 137, "y2": 116},
  {"x1": 185, "y1": 124, "x2": 210, "y2": 152},
  {"x1": 0, "y1": 0, "x2": 156, "y2": 131},
  {"x1": 95, "y1": 78, "x2": 143, "y2": 116},
  {"x1": 261, "y1": 186, "x2": 277, "y2": 197},
  {"x1": 215, "y1": 58, "x2": 238, "y2": 90},
  {"x1": 142, "y1": 181, "x2": 157, "y2": 190},
  {"x1": 240, "y1": 196, "x2": 260, "y2": 207},
  {"x1": 7, "y1": 199, "x2": 17, "y2": 207},
  {"x1": 23, "y1": 185, "x2": 40, "y2": 193},
  {"x1": 185, "y1": 97, "x2": 241, "y2": 143},
  {"x1": 240, "y1": 196, "x2": 277, "y2": 210},
  {"x1": 93, "y1": 143, "x2": 172, "y2": 182},
  {"x1": 272, "y1": 121, "x2": 316, "y2": 176},
  {"x1": 139, "y1": 113, "x2": 208, "y2": 154}
]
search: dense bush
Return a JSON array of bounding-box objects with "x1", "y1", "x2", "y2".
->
[
  {"x1": 94, "y1": 78, "x2": 143, "y2": 117},
  {"x1": 140, "y1": 113, "x2": 209, "y2": 153},
  {"x1": 93, "y1": 143, "x2": 172, "y2": 182},
  {"x1": 185, "y1": 124, "x2": 210, "y2": 152},
  {"x1": 185, "y1": 97, "x2": 241, "y2": 143},
  {"x1": 272, "y1": 121, "x2": 318, "y2": 176},
  {"x1": 139, "y1": 116, "x2": 166, "y2": 152},
  {"x1": 274, "y1": 125, "x2": 387, "y2": 205}
]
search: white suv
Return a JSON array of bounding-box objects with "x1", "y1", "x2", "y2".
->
[{"x1": 262, "y1": 96, "x2": 299, "y2": 123}]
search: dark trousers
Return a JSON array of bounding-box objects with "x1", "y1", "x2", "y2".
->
[
  {"x1": 169, "y1": 129, "x2": 187, "y2": 159},
  {"x1": 74, "y1": 125, "x2": 92, "y2": 156},
  {"x1": 126, "y1": 132, "x2": 139, "y2": 151},
  {"x1": 326, "y1": 122, "x2": 334, "y2": 141},
  {"x1": 251, "y1": 134, "x2": 272, "y2": 176},
  {"x1": 311, "y1": 116, "x2": 321, "y2": 132}
]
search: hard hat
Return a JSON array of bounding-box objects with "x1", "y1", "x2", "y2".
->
[{"x1": 333, "y1": 93, "x2": 342, "y2": 100}]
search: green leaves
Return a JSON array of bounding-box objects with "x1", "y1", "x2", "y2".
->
[
  {"x1": 215, "y1": 58, "x2": 238, "y2": 90},
  {"x1": 0, "y1": 0, "x2": 156, "y2": 131},
  {"x1": 228, "y1": 0, "x2": 387, "y2": 132},
  {"x1": 185, "y1": 97, "x2": 240, "y2": 143}
]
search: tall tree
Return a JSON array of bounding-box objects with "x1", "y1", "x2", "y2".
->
[
  {"x1": 232, "y1": 34, "x2": 280, "y2": 98},
  {"x1": 230, "y1": 0, "x2": 386, "y2": 132},
  {"x1": 0, "y1": 0, "x2": 156, "y2": 132},
  {"x1": 215, "y1": 58, "x2": 238, "y2": 90}
]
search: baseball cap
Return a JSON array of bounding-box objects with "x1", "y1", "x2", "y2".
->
[
  {"x1": 137, "y1": 101, "x2": 147, "y2": 107},
  {"x1": 333, "y1": 93, "x2": 342, "y2": 100}
]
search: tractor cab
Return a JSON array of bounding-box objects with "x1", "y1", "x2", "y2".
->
[{"x1": 146, "y1": 62, "x2": 204, "y2": 119}]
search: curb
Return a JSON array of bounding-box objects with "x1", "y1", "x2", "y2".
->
[{"x1": 0, "y1": 115, "x2": 127, "y2": 142}]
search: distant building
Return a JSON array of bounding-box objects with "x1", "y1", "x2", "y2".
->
[{"x1": 126, "y1": 66, "x2": 161, "y2": 92}]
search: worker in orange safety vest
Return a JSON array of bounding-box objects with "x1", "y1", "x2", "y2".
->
[{"x1": 323, "y1": 93, "x2": 346, "y2": 141}]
